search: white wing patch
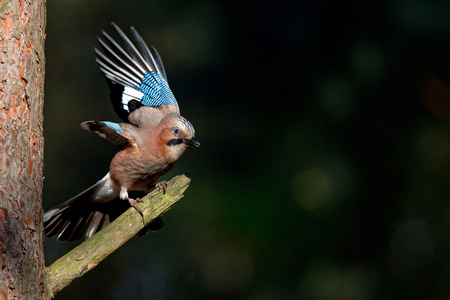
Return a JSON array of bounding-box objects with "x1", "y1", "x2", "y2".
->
[{"x1": 122, "y1": 86, "x2": 144, "y2": 111}]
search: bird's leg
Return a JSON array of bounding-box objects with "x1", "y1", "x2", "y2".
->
[
  {"x1": 155, "y1": 181, "x2": 168, "y2": 194},
  {"x1": 120, "y1": 187, "x2": 143, "y2": 218}
]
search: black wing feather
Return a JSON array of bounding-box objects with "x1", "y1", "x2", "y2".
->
[
  {"x1": 97, "y1": 36, "x2": 144, "y2": 81},
  {"x1": 130, "y1": 26, "x2": 162, "y2": 76},
  {"x1": 150, "y1": 46, "x2": 168, "y2": 81},
  {"x1": 111, "y1": 22, "x2": 153, "y2": 74},
  {"x1": 99, "y1": 31, "x2": 147, "y2": 79}
]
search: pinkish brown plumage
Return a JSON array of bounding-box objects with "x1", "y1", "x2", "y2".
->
[{"x1": 44, "y1": 24, "x2": 199, "y2": 242}]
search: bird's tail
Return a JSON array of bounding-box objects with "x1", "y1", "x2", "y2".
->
[
  {"x1": 44, "y1": 174, "x2": 124, "y2": 242},
  {"x1": 44, "y1": 174, "x2": 164, "y2": 242}
]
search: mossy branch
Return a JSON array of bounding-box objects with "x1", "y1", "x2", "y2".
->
[{"x1": 45, "y1": 174, "x2": 191, "y2": 297}]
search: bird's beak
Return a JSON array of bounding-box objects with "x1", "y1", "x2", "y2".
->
[{"x1": 183, "y1": 137, "x2": 200, "y2": 148}]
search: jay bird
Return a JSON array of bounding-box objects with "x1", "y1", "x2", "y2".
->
[{"x1": 44, "y1": 23, "x2": 200, "y2": 242}]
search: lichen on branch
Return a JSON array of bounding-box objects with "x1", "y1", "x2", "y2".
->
[{"x1": 45, "y1": 174, "x2": 191, "y2": 296}]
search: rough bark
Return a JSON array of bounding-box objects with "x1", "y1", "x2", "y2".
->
[
  {"x1": 46, "y1": 174, "x2": 190, "y2": 296},
  {"x1": 0, "y1": 0, "x2": 46, "y2": 299}
]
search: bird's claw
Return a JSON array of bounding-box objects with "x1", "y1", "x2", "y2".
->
[
  {"x1": 155, "y1": 181, "x2": 168, "y2": 194},
  {"x1": 127, "y1": 197, "x2": 143, "y2": 218}
]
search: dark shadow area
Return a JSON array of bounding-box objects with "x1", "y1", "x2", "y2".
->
[{"x1": 43, "y1": 0, "x2": 450, "y2": 299}]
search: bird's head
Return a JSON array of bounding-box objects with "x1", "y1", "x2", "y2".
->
[{"x1": 159, "y1": 114, "x2": 200, "y2": 158}]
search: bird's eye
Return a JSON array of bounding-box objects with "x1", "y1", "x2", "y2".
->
[{"x1": 173, "y1": 128, "x2": 180, "y2": 135}]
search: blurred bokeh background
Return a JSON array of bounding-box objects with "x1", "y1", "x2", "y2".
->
[{"x1": 43, "y1": 0, "x2": 450, "y2": 299}]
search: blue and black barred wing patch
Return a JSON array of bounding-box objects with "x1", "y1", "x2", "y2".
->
[
  {"x1": 96, "y1": 23, "x2": 179, "y2": 123},
  {"x1": 81, "y1": 121, "x2": 132, "y2": 148},
  {"x1": 140, "y1": 71, "x2": 177, "y2": 107}
]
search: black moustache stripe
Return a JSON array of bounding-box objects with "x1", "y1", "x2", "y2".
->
[{"x1": 167, "y1": 138, "x2": 183, "y2": 146}]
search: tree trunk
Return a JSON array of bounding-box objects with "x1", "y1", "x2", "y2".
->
[{"x1": 0, "y1": 0, "x2": 46, "y2": 299}]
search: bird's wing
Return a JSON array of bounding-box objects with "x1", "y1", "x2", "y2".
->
[
  {"x1": 44, "y1": 173, "x2": 121, "y2": 242},
  {"x1": 44, "y1": 173, "x2": 165, "y2": 242},
  {"x1": 96, "y1": 22, "x2": 179, "y2": 124},
  {"x1": 81, "y1": 121, "x2": 134, "y2": 148}
]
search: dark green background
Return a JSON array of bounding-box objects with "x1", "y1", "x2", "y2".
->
[{"x1": 43, "y1": 0, "x2": 450, "y2": 299}]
